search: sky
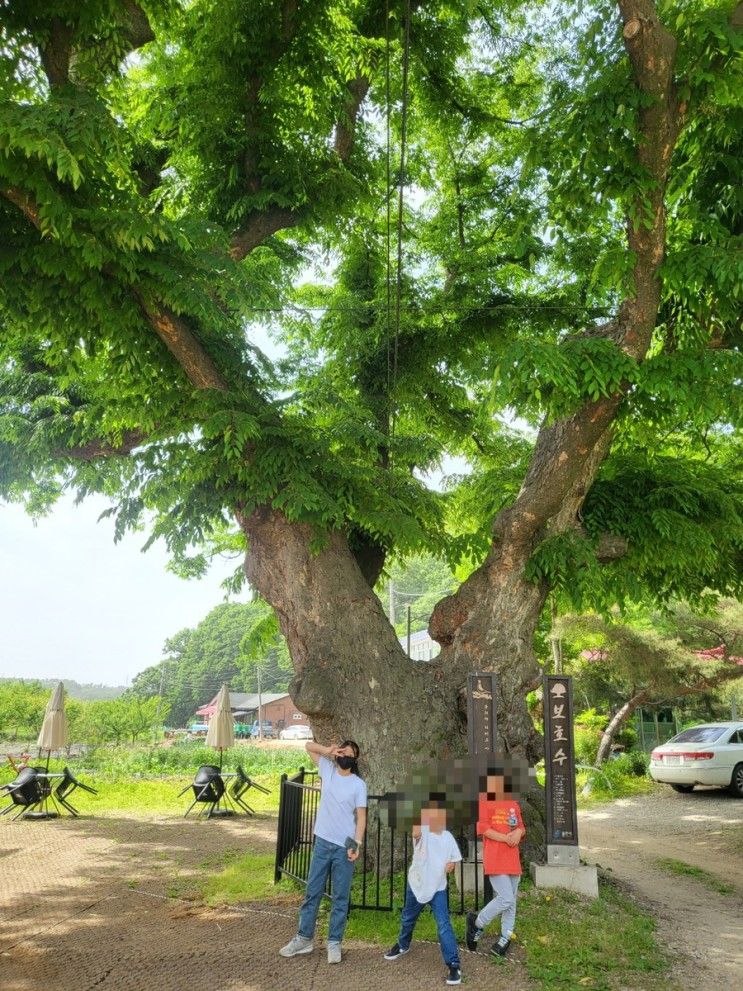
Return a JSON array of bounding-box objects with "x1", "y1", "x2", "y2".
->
[
  {"x1": 0, "y1": 324, "x2": 480, "y2": 690},
  {"x1": 0, "y1": 494, "x2": 243, "y2": 687}
]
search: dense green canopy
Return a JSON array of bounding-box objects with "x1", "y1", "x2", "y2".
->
[{"x1": 1, "y1": 1, "x2": 741, "y2": 619}]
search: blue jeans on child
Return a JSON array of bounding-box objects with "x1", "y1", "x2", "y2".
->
[
  {"x1": 298, "y1": 836, "x2": 356, "y2": 944},
  {"x1": 398, "y1": 883, "x2": 460, "y2": 968}
]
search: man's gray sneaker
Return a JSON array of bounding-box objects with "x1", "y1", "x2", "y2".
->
[
  {"x1": 279, "y1": 934, "x2": 314, "y2": 957},
  {"x1": 327, "y1": 941, "x2": 342, "y2": 964}
]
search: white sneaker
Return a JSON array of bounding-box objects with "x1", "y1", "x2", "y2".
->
[
  {"x1": 327, "y1": 941, "x2": 342, "y2": 964},
  {"x1": 279, "y1": 934, "x2": 314, "y2": 957}
]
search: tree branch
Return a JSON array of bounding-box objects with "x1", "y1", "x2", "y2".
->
[
  {"x1": 228, "y1": 207, "x2": 298, "y2": 262},
  {"x1": 2, "y1": 186, "x2": 42, "y2": 227},
  {"x1": 486, "y1": 1, "x2": 683, "y2": 553},
  {"x1": 61, "y1": 429, "x2": 148, "y2": 460},
  {"x1": 229, "y1": 75, "x2": 369, "y2": 262},
  {"x1": 4, "y1": 185, "x2": 230, "y2": 395},
  {"x1": 333, "y1": 77, "x2": 370, "y2": 160},
  {"x1": 40, "y1": 17, "x2": 74, "y2": 88},
  {"x1": 659, "y1": 663, "x2": 743, "y2": 703},
  {"x1": 120, "y1": 0, "x2": 155, "y2": 51},
  {"x1": 594, "y1": 531, "x2": 630, "y2": 563},
  {"x1": 132, "y1": 291, "x2": 230, "y2": 392},
  {"x1": 39, "y1": 3, "x2": 154, "y2": 90},
  {"x1": 616, "y1": 1, "x2": 681, "y2": 355}
]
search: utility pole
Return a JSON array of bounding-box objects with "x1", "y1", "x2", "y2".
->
[
  {"x1": 388, "y1": 580, "x2": 395, "y2": 626},
  {"x1": 407, "y1": 605, "x2": 412, "y2": 658},
  {"x1": 257, "y1": 660, "x2": 263, "y2": 742},
  {"x1": 154, "y1": 661, "x2": 167, "y2": 742}
]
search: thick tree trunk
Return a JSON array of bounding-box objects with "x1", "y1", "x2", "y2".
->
[
  {"x1": 240, "y1": 506, "x2": 552, "y2": 861},
  {"x1": 239, "y1": 507, "x2": 466, "y2": 794},
  {"x1": 240, "y1": 505, "x2": 553, "y2": 861}
]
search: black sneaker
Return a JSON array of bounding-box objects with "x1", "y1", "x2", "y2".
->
[
  {"x1": 383, "y1": 943, "x2": 409, "y2": 960},
  {"x1": 491, "y1": 935, "x2": 511, "y2": 957},
  {"x1": 466, "y1": 911, "x2": 483, "y2": 951},
  {"x1": 446, "y1": 965, "x2": 462, "y2": 985}
]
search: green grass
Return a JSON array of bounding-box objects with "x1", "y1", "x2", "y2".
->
[
  {"x1": 0, "y1": 742, "x2": 306, "y2": 783},
  {"x1": 0, "y1": 743, "x2": 674, "y2": 990},
  {"x1": 655, "y1": 857, "x2": 736, "y2": 896},
  {"x1": 576, "y1": 769, "x2": 656, "y2": 806},
  {"x1": 532, "y1": 757, "x2": 657, "y2": 808},
  {"x1": 199, "y1": 855, "x2": 674, "y2": 991},
  {"x1": 721, "y1": 824, "x2": 743, "y2": 856},
  {"x1": 82, "y1": 772, "x2": 281, "y2": 815},
  {"x1": 516, "y1": 881, "x2": 673, "y2": 990},
  {"x1": 201, "y1": 851, "x2": 299, "y2": 905},
  {"x1": 0, "y1": 768, "x2": 284, "y2": 815}
]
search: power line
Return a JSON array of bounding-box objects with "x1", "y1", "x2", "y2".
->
[
  {"x1": 246, "y1": 301, "x2": 610, "y2": 317},
  {"x1": 390, "y1": 587, "x2": 455, "y2": 598}
]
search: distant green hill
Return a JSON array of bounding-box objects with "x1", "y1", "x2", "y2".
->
[{"x1": 0, "y1": 678, "x2": 126, "y2": 701}]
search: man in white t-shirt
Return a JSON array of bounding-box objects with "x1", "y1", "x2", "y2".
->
[
  {"x1": 383, "y1": 803, "x2": 463, "y2": 986},
  {"x1": 279, "y1": 739, "x2": 367, "y2": 965}
]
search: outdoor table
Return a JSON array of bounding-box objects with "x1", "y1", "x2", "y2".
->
[
  {"x1": 0, "y1": 767, "x2": 55, "y2": 819},
  {"x1": 180, "y1": 767, "x2": 266, "y2": 819},
  {"x1": 211, "y1": 772, "x2": 238, "y2": 817},
  {"x1": 180, "y1": 765, "x2": 232, "y2": 819},
  {"x1": 26, "y1": 771, "x2": 64, "y2": 819},
  {"x1": 1, "y1": 768, "x2": 95, "y2": 820}
]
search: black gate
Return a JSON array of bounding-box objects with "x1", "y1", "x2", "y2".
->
[{"x1": 274, "y1": 769, "x2": 489, "y2": 914}]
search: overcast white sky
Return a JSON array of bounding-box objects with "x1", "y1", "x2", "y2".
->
[
  {"x1": 0, "y1": 494, "x2": 243, "y2": 686},
  {"x1": 0, "y1": 321, "x2": 479, "y2": 689},
  {"x1": 0, "y1": 325, "x2": 282, "y2": 688}
]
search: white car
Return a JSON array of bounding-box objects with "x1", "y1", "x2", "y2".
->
[
  {"x1": 649, "y1": 722, "x2": 743, "y2": 796},
  {"x1": 279, "y1": 724, "x2": 313, "y2": 741}
]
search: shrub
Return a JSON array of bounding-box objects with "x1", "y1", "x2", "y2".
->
[
  {"x1": 575, "y1": 726, "x2": 602, "y2": 765},
  {"x1": 64, "y1": 743, "x2": 305, "y2": 780},
  {"x1": 611, "y1": 750, "x2": 650, "y2": 777}
]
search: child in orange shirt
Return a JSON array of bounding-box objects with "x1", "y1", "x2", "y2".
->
[{"x1": 466, "y1": 768, "x2": 525, "y2": 958}]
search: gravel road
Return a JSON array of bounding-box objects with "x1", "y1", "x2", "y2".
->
[{"x1": 579, "y1": 786, "x2": 743, "y2": 991}]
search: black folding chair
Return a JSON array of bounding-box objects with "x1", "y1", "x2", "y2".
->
[
  {"x1": 54, "y1": 767, "x2": 98, "y2": 816},
  {"x1": 179, "y1": 765, "x2": 226, "y2": 818},
  {"x1": 0, "y1": 781, "x2": 15, "y2": 816},
  {"x1": 1, "y1": 767, "x2": 46, "y2": 819},
  {"x1": 230, "y1": 764, "x2": 270, "y2": 816}
]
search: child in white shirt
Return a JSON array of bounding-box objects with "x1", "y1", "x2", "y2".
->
[{"x1": 383, "y1": 803, "x2": 463, "y2": 986}]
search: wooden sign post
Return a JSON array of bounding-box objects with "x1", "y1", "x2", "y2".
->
[
  {"x1": 467, "y1": 672, "x2": 497, "y2": 755},
  {"x1": 464, "y1": 672, "x2": 497, "y2": 904},
  {"x1": 543, "y1": 675, "x2": 579, "y2": 865},
  {"x1": 530, "y1": 675, "x2": 598, "y2": 897}
]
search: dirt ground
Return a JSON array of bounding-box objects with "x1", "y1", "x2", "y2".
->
[
  {"x1": 580, "y1": 787, "x2": 743, "y2": 991},
  {"x1": 0, "y1": 812, "x2": 533, "y2": 991},
  {"x1": 3, "y1": 787, "x2": 741, "y2": 991}
]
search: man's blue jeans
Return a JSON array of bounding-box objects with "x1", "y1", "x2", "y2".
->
[
  {"x1": 397, "y1": 884, "x2": 460, "y2": 968},
  {"x1": 298, "y1": 836, "x2": 356, "y2": 944}
]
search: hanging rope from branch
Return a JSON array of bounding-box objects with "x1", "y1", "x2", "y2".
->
[
  {"x1": 390, "y1": 0, "x2": 412, "y2": 450},
  {"x1": 385, "y1": 0, "x2": 392, "y2": 401}
]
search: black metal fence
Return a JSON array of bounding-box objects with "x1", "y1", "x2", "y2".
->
[{"x1": 274, "y1": 767, "x2": 492, "y2": 915}]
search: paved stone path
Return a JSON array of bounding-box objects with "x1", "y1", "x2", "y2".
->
[{"x1": 0, "y1": 814, "x2": 533, "y2": 991}]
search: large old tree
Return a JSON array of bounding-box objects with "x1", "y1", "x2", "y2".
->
[{"x1": 1, "y1": 1, "x2": 741, "y2": 840}]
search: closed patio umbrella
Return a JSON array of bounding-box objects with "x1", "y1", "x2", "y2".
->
[
  {"x1": 206, "y1": 684, "x2": 234, "y2": 769},
  {"x1": 37, "y1": 681, "x2": 67, "y2": 770},
  {"x1": 26, "y1": 681, "x2": 69, "y2": 819}
]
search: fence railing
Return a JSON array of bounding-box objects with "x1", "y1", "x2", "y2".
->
[{"x1": 274, "y1": 767, "x2": 492, "y2": 915}]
